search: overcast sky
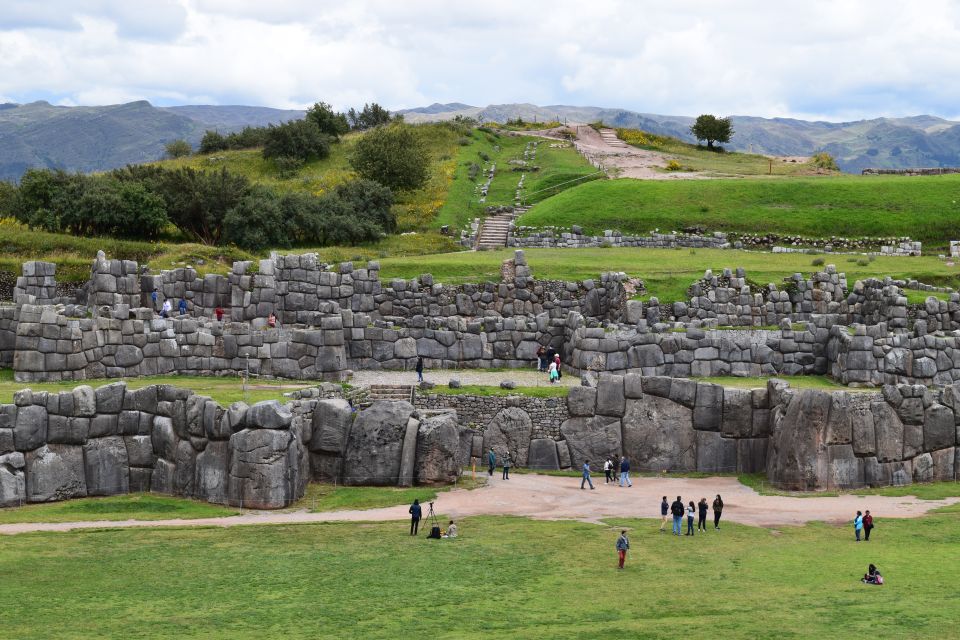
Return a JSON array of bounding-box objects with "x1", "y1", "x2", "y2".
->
[{"x1": 1, "y1": 0, "x2": 959, "y2": 121}]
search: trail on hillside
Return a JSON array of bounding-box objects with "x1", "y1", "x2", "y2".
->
[{"x1": 1, "y1": 474, "x2": 955, "y2": 535}]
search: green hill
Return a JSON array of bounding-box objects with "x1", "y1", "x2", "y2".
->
[{"x1": 519, "y1": 175, "x2": 960, "y2": 250}]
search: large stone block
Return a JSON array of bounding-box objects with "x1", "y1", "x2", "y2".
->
[
  {"x1": 527, "y1": 438, "x2": 560, "y2": 471},
  {"x1": 83, "y1": 436, "x2": 129, "y2": 496},
  {"x1": 174, "y1": 440, "x2": 197, "y2": 496},
  {"x1": 227, "y1": 428, "x2": 302, "y2": 508},
  {"x1": 341, "y1": 401, "x2": 414, "y2": 486},
  {"x1": 932, "y1": 447, "x2": 955, "y2": 482},
  {"x1": 25, "y1": 444, "x2": 86, "y2": 502},
  {"x1": 195, "y1": 440, "x2": 229, "y2": 504},
  {"x1": 622, "y1": 396, "x2": 695, "y2": 471},
  {"x1": 566, "y1": 386, "x2": 596, "y2": 417},
  {"x1": 693, "y1": 383, "x2": 723, "y2": 431},
  {"x1": 737, "y1": 438, "x2": 769, "y2": 474},
  {"x1": 414, "y1": 413, "x2": 460, "y2": 484},
  {"x1": 721, "y1": 388, "x2": 753, "y2": 438},
  {"x1": 695, "y1": 431, "x2": 737, "y2": 473},
  {"x1": 482, "y1": 407, "x2": 533, "y2": 466},
  {"x1": 124, "y1": 435, "x2": 155, "y2": 468},
  {"x1": 246, "y1": 400, "x2": 293, "y2": 429},
  {"x1": 850, "y1": 396, "x2": 876, "y2": 456},
  {"x1": 560, "y1": 416, "x2": 621, "y2": 470},
  {"x1": 152, "y1": 416, "x2": 178, "y2": 461},
  {"x1": 872, "y1": 401, "x2": 904, "y2": 463},
  {"x1": 0, "y1": 452, "x2": 26, "y2": 507},
  {"x1": 595, "y1": 374, "x2": 625, "y2": 417},
  {"x1": 766, "y1": 390, "x2": 832, "y2": 490},
  {"x1": 923, "y1": 403, "x2": 956, "y2": 452},
  {"x1": 309, "y1": 399, "x2": 353, "y2": 454},
  {"x1": 825, "y1": 393, "x2": 852, "y2": 445},
  {"x1": 826, "y1": 444, "x2": 863, "y2": 488},
  {"x1": 95, "y1": 382, "x2": 126, "y2": 414},
  {"x1": 14, "y1": 404, "x2": 47, "y2": 451}
]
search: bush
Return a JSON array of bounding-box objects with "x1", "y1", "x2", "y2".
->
[
  {"x1": 333, "y1": 179, "x2": 395, "y2": 234},
  {"x1": 350, "y1": 124, "x2": 428, "y2": 192},
  {"x1": 306, "y1": 102, "x2": 350, "y2": 138},
  {"x1": 152, "y1": 167, "x2": 251, "y2": 244},
  {"x1": 262, "y1": 119, "x2": 330, "y2": 163},
  {"x1": 222, "y1": 187, "x2": 292, "y2": 250},
  {"x1": 347, "y1": 103, "x2": 393, "y2": 131},
  {"x1": 857, "y1": 258, "x2": 869, "y2": 266},
  {"x1": 811, "y1": 152, "x2": 839, "y2": 171},
  {"x1": 811, "y1": 257, "x2": 825, "y2": 266},
  {"x1": 273, "y1": 156, "x2": 305, "y2": 178},
  {"x1": 665, "y1": 160, "x2": 682, "y2": 171},
  {"x1": 199, "y1": 130, "x2": 228, "y2": 154},
  {"x1": 165, "y1": 139, "x2": 192, "y2": 158}
]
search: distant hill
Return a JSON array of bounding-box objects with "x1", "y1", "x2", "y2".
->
[
  {"x1": 0, "y1": 101, "x2": 304, "y2": 181},
  {"x1": 397, "y1": 103, "x2": 960, "y2": 173}
]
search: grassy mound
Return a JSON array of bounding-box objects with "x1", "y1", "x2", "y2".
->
[{"x1": 519, "y1": 175, "x2": 960, "y2": 249}]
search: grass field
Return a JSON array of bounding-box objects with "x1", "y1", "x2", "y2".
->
[
  {"x1": 0, "y1": 509, "x2": 957, "y2": 638},
  {"x1": 428, "y1": 383, "x2": 570, "y2": 398},
  {"x1": 0, "y1": 493, "x2": 235, "y2": 524},
  {"x1": 377, "y1": 247, "x2": 960, "y2": 302},
  {"x1": 519, "y1": 175, "x2": 960, "y2": 250},
  {"x1": 0, "y1": 369, "x2": 317, "y2": 405}
]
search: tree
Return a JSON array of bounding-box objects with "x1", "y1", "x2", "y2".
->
[
  {"x1": 164, "y1": 139, "x2": 192, "y2": 158},
  {"x1": 199, "y1": 130, "x2": 228, "y2": 154},
  {"x1": 306, "y1": 101, "x2": 350, "y2": 138},
  {"x1": 333, "y1": 179, "x2": 395, "y2": 234},
  {"x1": 690, "y1": 115, "x2": 733, "y2": 150},
  {"x1": 154, "y1": 167, "x2": 251, "y2": 244},
  {"x1": 347, "y1": 102, "x2": 393, "y2": 130},
  {"x1": 262, "y1": 119, "x2": 330, "y2": 163},
  {"x1": 222, "y1": 187, "x2": 292, "y2": 249},
  {"x1": 349, "y1": 124, "x2": 428, "y2": 191},
  {"x1": 13, "y1": 168, "x2": 82, "y2": 231}
]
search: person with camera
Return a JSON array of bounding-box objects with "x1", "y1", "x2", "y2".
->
[{"x1": 409, "y1": 498, "x2": 422, "y2": 536}]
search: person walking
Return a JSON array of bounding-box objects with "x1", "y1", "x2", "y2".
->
[
  {"x1": 502, "y1": 451, "x2": 511, "y2": 480},
  {"x1": 713, "y1": 494, "x2": 724, "y2": 530},
  {"x1": 660, "y1": 496, "x2": 670, "y2": 532},
  {"x1": 854, "y1": 511, "x2": 864, "y2": 542},
  {"x1": 548, "y1": 359, "x2": 559, "y2": 384},
  {"x1": 487, "y1": 448, "x2": 496, "y2": 477},
  {"x1": 671, "y1": 496, "x2": 685, "y2": 536},
  {"x1": 619, "y1": 455, "x2": 632, "y2": 487},
  {"x1": 603, "y1": 457, "x2": 613, "y2": 484},
  {"x1": 863, "y1": 510, "x2": 874, "y2": 541},
  {"x1": 554, "y1": 354, "x2": 562, "y2": 379},
  {"x1": 536, "y1": 345, "x2": 546, "y2": 372},
  {"x1": 178, "y1": 299, "x2": 187, "y2": 316},
  {"x1": 581, "y1": 460, "x2": 595, "y2": 490},
  {"x1": 616, "y1": 530, "x2": 630, "y2": 570},
  {"x1": 415, "y1": 356, "x2": 424, "y2": 383},
  {"x1": 697, "y1": 498, "x2": 709, "y2": 532},
  {"x1": 409, "y1": 499, "x2": 422, "y2": 536},
  {"x1": 686, "y1": 501, "x2": 696, "y2": 536}
]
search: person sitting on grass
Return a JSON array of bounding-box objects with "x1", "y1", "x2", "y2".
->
[
  {"x1": 443, "y1": 520, "x2": 458, "y2": 538},
  {"x1": 862, "y1": 564, "x2": 883, "y2": 585}
]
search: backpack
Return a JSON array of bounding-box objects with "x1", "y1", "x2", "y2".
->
[{"x1": 875, "y1": 574, "x2": 884, "y2": 585}]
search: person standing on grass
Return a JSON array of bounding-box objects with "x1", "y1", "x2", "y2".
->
[
  {"x1": 713, "y1": 494, "x2": 724, "y2": 530},
  {"x1": 487, "y1": 448, "x2": 496, "y2": 476},
  {"x1": 697, "y1": 498, "x2": 709, "y2": 532},
  {"x1": 619, "y1": 455, "x2": 632, "y2": 487},
  {"x1": 660, "y1": 496, "x2": 670, "y2": 532},
  {"x1": 581, "y1": 460, "x2": 595, "y2": 490},
  {"x1": 502, "y1": 451, "x2": 511, "y2": 480},
  {"x1": 686, "y1": 501, "x2": 696, "y2": 536},
  {"x1": 603, "y1": 457, "x2": 613, "y2": 484},
  {"x1": 854, "y1": 510, "x2": 864, "y2": 542},
  {"x1": 863, "y1": 510, "x2": 874, "y2": 541},
  {"x1": 409, "y1": 499, "x2": 422, "y2": 536},
  {"x1": 671, "y1": 496, "x2": 685, "y2": 536},
  {"x1": 415, "y1": 356, "x2": 424, "y2": 383},
  {"x1": 616, "y1": 530, "x2": 630, "y2": 570}
]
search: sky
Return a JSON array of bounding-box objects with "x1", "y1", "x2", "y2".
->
[{"x1": 1, "y1": 0, "x2": 959, "y2": 121}]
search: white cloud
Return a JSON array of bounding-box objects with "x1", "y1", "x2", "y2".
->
[{"x1": 0, "y1": 0, "x2": 957, "y2": 119}]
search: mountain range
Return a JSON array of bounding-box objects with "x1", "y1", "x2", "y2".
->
[
  {"x1": 399, "y1": 103, "x2": 960, "y2": 173},
  {"x1": 2, "y1": 100, "x2": 960, "y2": 179}
]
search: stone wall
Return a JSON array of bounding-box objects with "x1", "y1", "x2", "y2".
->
[
  {"x1": 415, "y1": 392, "x2": 568, "y2": 440},
  {"x1": 509, "y1": 228, "x2": 730, "y2": 250}
]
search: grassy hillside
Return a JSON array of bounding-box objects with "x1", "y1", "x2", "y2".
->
[
  {"x1": 377, "y1": 247, "x2": 960, "y2": 302},
  {"x1": 520, "y1": 175, "x2": 960, "y2": 250}
]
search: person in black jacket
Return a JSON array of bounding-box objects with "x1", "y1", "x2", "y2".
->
[
  {"x1": 713, "y1": 494, "x2": 724, "y2": 530},
  {"x1": 660, "y1": 496, "x2": 670, "y2": 532},
  {"x1": 409, "y1": 499, "x2": 422, "y2": 535},
  {"x1": 670, "y1": 496, "x2": 685, "y2": 536},
  {"x1": 415, "y1": 356, "x2": 424, "y2": 383},
  {"x1": 697, "y1": 497, "x2": 709, "y2": 532}
]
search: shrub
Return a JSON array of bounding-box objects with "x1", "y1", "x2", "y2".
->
[
  {"x1": 811, "y1": 257, "x2": 825, "y2": 266},
  {"x1": 199, "y1": 130, "x2": 228, "y2": 154},
  {"x1": 262, "y1": 119, "x2": 331, "y2": 163},
  {"x1": 164, "y1": 139, "x2": 192, "y2": 158},
  {"x1": 857, "y1": 258, "x2": 869, "y2": 266},
  {"x1": 152, "y1": 167, "x2": 251, "y2": 245},
  {"x1": 665, "y1": 160, "x2": 682, "y2": 171},
  {"x1": 810, "y1": 152, "x2": 839, "y2": 171},
  {"x1": 332, "y1": 179, "x2": 396, "y2": 234},
  {"x1": 273, "y1": 156, "x2": 305, "y2": 178},
  {"x1": 222, "y1": 187, "x2": 292, "y2": 250},
  {"x1": 347, "y1": 103, "x2": 393, "y2": 130},
  {"x1": 306, "y1": 101, "x2": 350, "y2": 138},
  {"x1": 350, "y1": 124, "x2": 429, "y2": 192}
]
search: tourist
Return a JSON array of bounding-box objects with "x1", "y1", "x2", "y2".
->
[
  {"x1": 215, "y1": 306, "x2": 224, "y2": 322},
  {"x1": 502, "y1": 451, "x2": 511, "y2": 480},
  {"x1": 415, "y1": 356, "x2": 424, "y2": 383},
  {"x1": 697, "y1": 498, "x2": 709, "y2": 532},
  {"x1": 536, "y1": 345, "x2": 546, "y2": 372},
  {"x1": 150, "y1": 289, "x2": 159, "y2": 310},
  {"x1": 178, "y1": 299, "x2": 187, "y2": 316},
  {"x1": 686, "y1": 500, "x2": 696, "y2": 536},
  {"x1": 619, "y1": 455, "x2": 632, "y2": 487},
  {"x1": 660, "y1": 496, "x2": 670, "y2": 532},
  {"x1": 603, "y1": 457, "x2": 613, "y2": 484},
  {"x1": 854, "y1": 510, "x2": 863, "y2": 542},
  {"x1": 611, "y1": 454, "x2": 620, "y2": 485},
  {"x1": 444, "y1": 520, "x2": 458, "y2": 538},
  {"x1": 862, "y1": 564, "x2": 883, "y2": 585},
  {"x1": 487, "y1": 448, "x2": 496, "y2": 476},
  {"x1": 863, "y1": 510, "x2": 874, "y2": 541},
  {"x1": 267, "y1": 312, "x2": 277, "y2": 328},
  {"x1": 671, "y1": 496, "x2": 685, "y2": 535},
  {"x1": 161, "y1": 299, "x2": 172, "y2": 318},
  {"x1": 580, "y1": 460, "x2": 595, "y2": 490},
  {"x1": 548, "y1": 358, "x2": 559, "y2": 383},
  {"x1": 554, "y1": 354, "x2": 562, "y2": 379},
  {"x1": 713, "y1": 494, "x2": 724, "y2": 529},
  {"x1": 616, "y1": 530, "x2": 630, "y2": 570},
  {"x1": 409, "y1": 499, "x2": 422, "y2": 536},
  {"x1": 545, "y1": 346, "x2": 556, "y2": 366}
]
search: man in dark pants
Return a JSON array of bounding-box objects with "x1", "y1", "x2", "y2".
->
[
  {"x1": 502, "y1": 451, "x2": 511, "y2": 480},
  {"x1": 660, "y1": 496, "x2": 670, "y2": 532},
  {"x1": 409, "y1": 499, "x2": 422, "y2": 535},
  {"x1": 670, "y1": 496, "x2": 685, "y2": 536},
  {"x1": 863, "y1": 510, "x2": 874, "y2": 541},
  {"x1": 487, "y1": 448, "x2": 496, "y2": 476}
]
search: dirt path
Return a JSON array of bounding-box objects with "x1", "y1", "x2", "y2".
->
[{"x1": 2, "y1": 474, "x2": 955, "y2": 535}]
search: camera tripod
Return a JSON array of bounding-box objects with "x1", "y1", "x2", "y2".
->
[{"x1": 426, "y1": 500, "x2": 441, "y2": 538}]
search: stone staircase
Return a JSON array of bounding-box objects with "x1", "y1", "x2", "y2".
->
[
  {"x1": 598, "y1": 128, "x2": 629, "y2": 148},
  {"x1": 366, "y1": 384, "x2": 416, "y2": 403},
  {"x1": 476, "y1": 206, "x2": 531, "y2": 250}
]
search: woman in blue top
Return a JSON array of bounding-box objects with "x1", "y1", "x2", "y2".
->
[{"x1": 854, "y1": 510, "x2": 864, "y2": 542}]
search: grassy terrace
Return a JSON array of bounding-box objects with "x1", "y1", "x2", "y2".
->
[
  {"x1": 1, "y1": 509, "x2": 958, "y2": 637},
  {"x1": 519, "y1": 174, "x2": 960, "y2": 250},
  {"x1": 377, "y1": 247, "x2": 960, "y2": 303}
]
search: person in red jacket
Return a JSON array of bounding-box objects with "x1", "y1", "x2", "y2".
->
[
  {"x1": 863, "y1": 510, "x2": 874, "y2": 541},
  {"x1": 215, "y1": 306, "x2": 224, "y2": 322}
]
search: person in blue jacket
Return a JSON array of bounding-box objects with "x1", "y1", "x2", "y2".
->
[
  {"x1": 487, "y1": 448, "x2": 496, "y2": 476},
  {"x1": 580, "y1": 460, "x2": 595, "y2": 490},
  {"x1": 409, "y1": 499, "x2": 422, "y2": 536},
  {"x1": 619, "y1": 455, "x2": 633, "y2": 487},
  {"x1": 178, "y1": 299, "x2": 187, "y2": 316}
]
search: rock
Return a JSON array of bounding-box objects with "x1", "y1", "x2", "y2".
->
[
  {"x1": 174, "y1": 440, "x2": 197, "y2": 496},
  {"x1": 912, "y1": 452, "x2": 934, "y2": 483},
  {"x1": 721, "y1": 388, "x2": 753, "y2": 438},
  {"x1": 623, "y1": 373, "x2": 643, "y2": 399},
  {"x1": 622, "y1": 396, "x2": 695, "y2": 471},
  {"x1": 95, "y1": 382, "x2": 126, "y2": 413},
  {"x1": 826, "y1": 444, "x2": 862, "y2": 488},
  {"x1": 695, "y1": 431, "x2": 737, "y2": 473},
  {"x1": 227, "y1": 428, "x2": 302, "y2": 508},
  {"x1": 482, "y1": 407, "x2": 533, "y2": 466},
  {"x1": 499, "y1": 380, "x2": 517, "y2": 390},
  {"x1": 115, "y1": 345, "x2": 143, "y2": 367},
  {"x1": 341, "y1": 401, "x2": 415, "y2": 486},
  {"x1": 766, "y1": 390, "x2": 832, "y2": 490},
  {"x1": 693, "y1": 383, "x2": 723, "y2": 431},
  {"x1": 83, "y1": 437, "x2": 129, "y2": 496},
  {"x1": 152, "y1": 416, "x2": 178, "y2": 461},
  {"x1": 448, "y1": 378, "x2": 461, "y2": 389},
  {"x1": 595, "y1": 374, "x2": 625, "y2": 417},
  {"x1": 737, "y1": 438, "x2": 769, "y2": 474},
  {"x1": 560, "y1": 416, "x2": 621, "y2": 470},
  {"x1": 557, "y1": 441, "x2": 572, "y2": 468},
  {"x1": 72, "y1": 386, "x2": 96, "y2": 417},
  {"x1": 871, "y1": 401, "x2": 904, "y2": 463},
  {"x1": 527, "y1": 438, "x2": 560, "y2": 470},
  {"x1": 246, "y1": 400, "x2": 293, "y2": 429},
  {"x1": 397, "y1": 417, "x2": 420, "y2": 488},
  {"x1": 25, "y1": 444, "x2": 87, "y2": 502},
  {"x1": 309, "y1": 399, "x2": 353, "y2": 454},
  {"x1": 456, "y1": 425, "x2": 476, "y2": 468},
  {"x1": 850, "y1": 396, "x2": 876, "y2": 456},
  {"x1": 195, "y1": 440, "x2": 229, "y2": 504},
  {"x1": 415, "y1": 413, "x2": 460, "y2": 484},
  {"x1": 152, "y1": 459, "x2": 176, "y2": 494},
  {"x1": 14, "y1": 405, "x2": 47, "y2": 451},
  {"x1": 124, "y1": 435, "x2": 155, "y2": 468},
  {"x1": 825, "y1": 394, "x2": 852, "y2": 445},
  {"x1": 923, "y1": 403, "x2": 955, "y2": 452},
  {"x1": 567, "y1": 386, "x2": 596, "y2": 417},
  {"x1": 0, "y1": 453, "x2": 26, "y2": 507},
  {"x1": 932, "y1": 447, "x2": 955, "y2": 482}
]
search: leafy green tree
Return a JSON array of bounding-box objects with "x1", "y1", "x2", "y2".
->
[
  {"x1": 155, "y1": 167, "x2": 251, "y2": 244},
  {"x1": 164, "y1": 139, "x2": 192, "y2": 158},
  {"x1": 333, "y1": 179, "x2": 395, "y2": 233},
  {"x1": 62, "y1": 177, "x2": 167, "y2": 238},
  {"x1": 306, "y1": 101, "x2": 350, "y2": 138},
  {"x1": 262, "y1": 119, "x2": 330, "y2": 163},
  {"x1": 199, "y1": 130, "x2": 228, "y2": 154},
  {"x1": 13, "y1": 168, "x2": 82, "y2": 231},
  {"x1": 223, "y1": 187, "x2": 292, "y2": 249},
  {"x1": 349, "y1": 124, "x2": 428, "y2": 191},
  {"x1": 0, "y1": 180, "x2": 16, "y2": 217},
  {"x1": 690, "y1": 114, "x2": 733, "y2": 149},
  {"x1": 347, "y1": 102, "x2": 393, "y2": 130}
]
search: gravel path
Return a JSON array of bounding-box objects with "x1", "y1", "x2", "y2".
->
[
  {"x1": 349, "y1": 368, "x2": 578, "y2": 388},
  {"x1": 2, "y1": 474, "x2": 955, "y2": 535}
]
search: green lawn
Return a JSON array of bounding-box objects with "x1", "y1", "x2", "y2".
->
[
  {"x1": 519, "y1": 175, "x2": 960, "y2": 250},
  {"x1": 0, "y1": 511, "x2": 957, "y2": 638},
  {"x1": 377, "y1": 247, "x2": 960, "y2": 302},
  {"x1": 0, "y1": 493, "x2": 236, "y2": 524},
  {"x1": 696, "y1": 375, "x2": 873, "y2": 392},
  {"x1": 0, "y1": 369, "x2": 316, "y2": 406},
  {"x1": 297, "y1": 476, "x2": 485, "y2": 512},
  {"x1": 739, "y1": 473, "x2": 960, "y2": 500},
  {"x1": 428, "y1": 384, "x2": 570, "y2": 398}
]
